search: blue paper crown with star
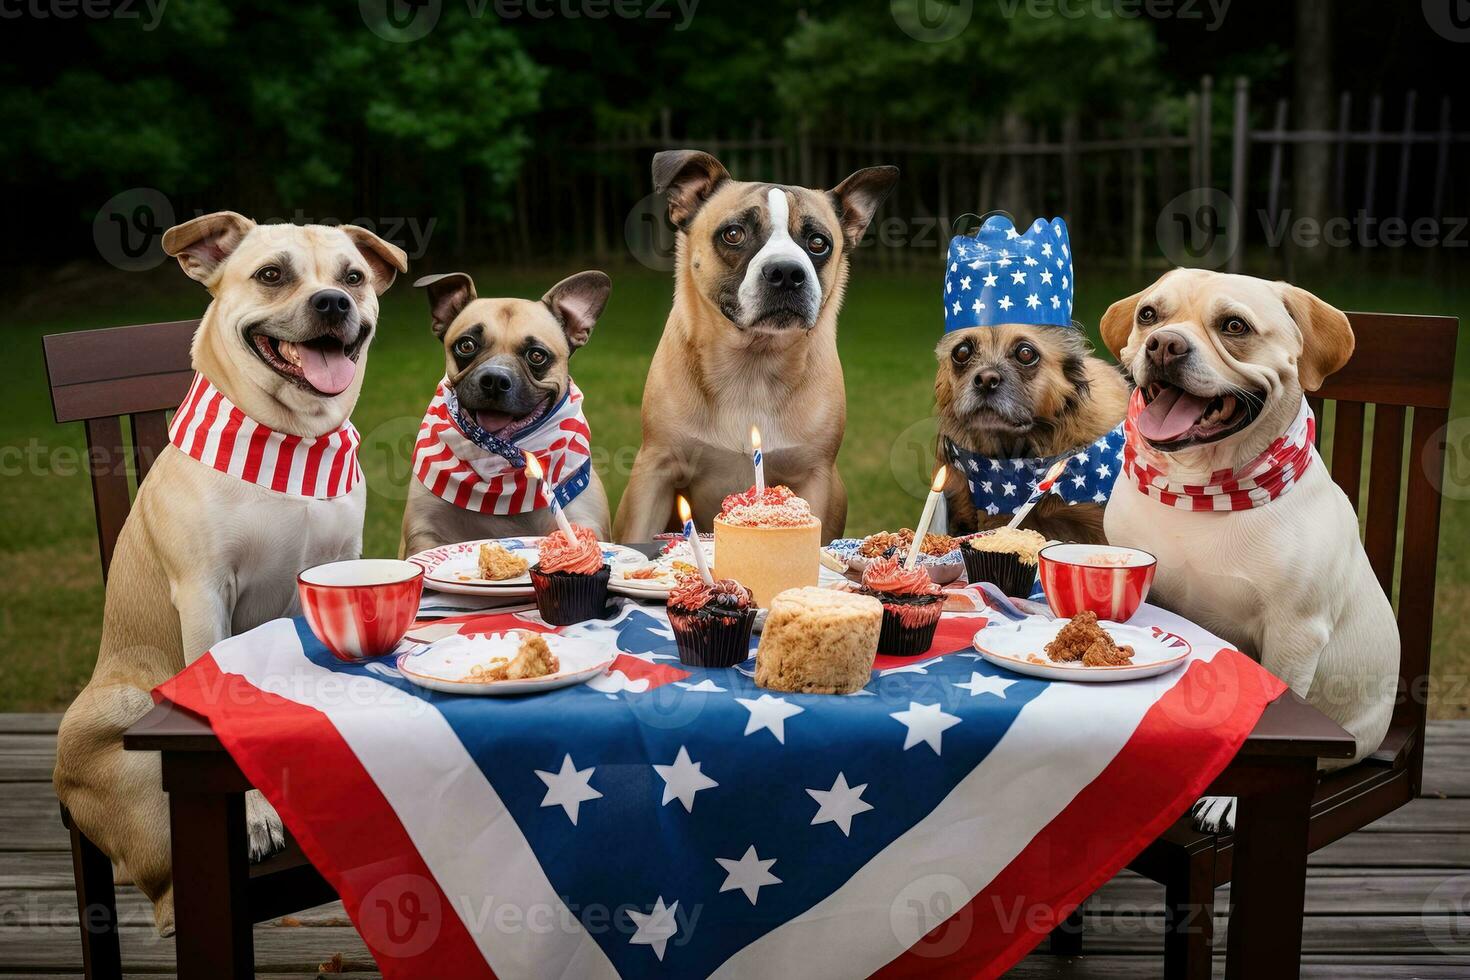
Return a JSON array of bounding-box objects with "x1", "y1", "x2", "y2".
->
[{"x1": 943, "y1": 213, "x2": 1074, "y2": 333}]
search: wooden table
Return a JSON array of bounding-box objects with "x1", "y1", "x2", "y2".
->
[{"x1": 124, "y1": 684, "x2": 1354, "y2": 980}]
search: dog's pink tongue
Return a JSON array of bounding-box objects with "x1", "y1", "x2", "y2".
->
[
  {"x1": 301, "y1": 343, "x2": 356, "y2": 396},
  {"x1": 475, "y1": 410, "x2": 516, "y2": 435},
  {"x1": 1138, "y1": 387, "x2": 1211, "y2": 442}
]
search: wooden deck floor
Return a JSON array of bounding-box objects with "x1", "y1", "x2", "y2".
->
[{"x1": 3, "y1": 714, "x2": 1466, "y2": 978}]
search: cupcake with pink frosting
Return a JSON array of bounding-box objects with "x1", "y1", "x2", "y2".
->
[
  {"x1": 666, "y1": 574, "x2": 757, "y2": 668},
  {"x1": 529, "y1": 525, "x2": 610, "y2": 625},
  {"x1": 860, "y1": 556, "x2": 945, "y2": 655}
]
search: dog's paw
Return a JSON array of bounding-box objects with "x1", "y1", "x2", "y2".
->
[
  {"x1": 1191, "y1": 796, "x2": 1237, "y2": 834},
  {"x1": 245, "y1": 789, "x2": 286, "y2": 862}
]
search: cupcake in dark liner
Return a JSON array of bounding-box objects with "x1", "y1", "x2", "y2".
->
[
  {"x1": 961, "y1": 527, "x2": 1048, "y2": 597},
  {"x1": 530, "y1": 524, "x2": 611, "y2": 625},
  {"x1": 666, "y1": 575, "x2": 757, "y2": 668},
  {"x1": 859, "y1": 557, "x2": 945, "y2": 656}
]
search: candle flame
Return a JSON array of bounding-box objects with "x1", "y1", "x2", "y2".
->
[
  {"x1": 677, "y1": 495, "x2": 692, "y2": 523},
  {"x1": 931, "y1": 465, "x2": 948, "y2": 493},
  {"x1": 523, "y1": 453, "x2": 544, "y2": 481},
  {"x1": 750, "y1": 425, "x2": 762, "y2": 451}
]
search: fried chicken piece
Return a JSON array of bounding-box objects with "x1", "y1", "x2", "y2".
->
[
  {"x1": 1044, "y1": 610, "x2": 1135, "y2": 666},
  {"x1": 469, "y1": 631, "x2": 560, "y2": 681},
  {"x1": 1082, "y1": 637, "x2": 1135, "y2": 667},
  {"x1": 478, "y1": 543, "x2": 529, "y2": 581}
]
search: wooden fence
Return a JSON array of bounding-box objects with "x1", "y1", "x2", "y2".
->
[{"x1": 499, "y1": 77, "x2": 1465, "y2": 275}]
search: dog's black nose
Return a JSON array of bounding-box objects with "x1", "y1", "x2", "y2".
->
[
  {"x1": 1145, "y1": 331, "x2": 1190, "y2": 366},
  {"x1": 309, "y1": 289, "x2": 353, "y2": 322},
  {"x1": 974, "y1": 368, "x2": 1002, "y2": 391},
  {"x1": 762, "y1": 260, "x2": 807, "y2": 291},
  {"x1": 478, "y1": 366, "x2": 516, "y2": 396}
]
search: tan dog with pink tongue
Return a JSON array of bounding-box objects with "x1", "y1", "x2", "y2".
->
[
  {"x1": 54, "y1": 212, "x2": 407, "y2": 935},
  {"x1": 1100, "y1": 269, "x2": 1398, "y2": 806}
]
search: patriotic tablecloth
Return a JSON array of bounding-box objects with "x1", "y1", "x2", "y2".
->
[{"x1": 157, "y1": 593, "x2": 1285, "y2": 979}]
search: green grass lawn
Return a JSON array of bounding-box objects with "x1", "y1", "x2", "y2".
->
[{"x1": 3, "y1": 259, "x2": 1467, "y2": 715}]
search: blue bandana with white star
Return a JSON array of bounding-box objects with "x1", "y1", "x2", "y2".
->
[
  {"x1": 944, "y1": 214, "x2": 1074, "y2": 333},
  {"x1": 945, "y1": 422, "x2": 1126, "y2": 517}
]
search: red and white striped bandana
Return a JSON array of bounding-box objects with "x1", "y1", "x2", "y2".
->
[
  {"x1": 411, "y1": 379, "x2": 593, "y2": 515},
  {"x1": 168, "y1": 374, "x2": 363, "y2": 498},
  {"x1": 1121, "y1": 388, "x2": 1316, "y2": 512}
]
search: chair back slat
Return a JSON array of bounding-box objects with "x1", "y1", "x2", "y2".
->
[
  {"x1": 1329, "y1": 401, "x2": 1365, "y2": 510},
  {"x1": 131, "y1": 411, "x2": 172, "y2": 484},
  {"x1": 1312, "y1": 311, "x2": 1457, "y2": 798},
  {"x1": 83, "y1": 417, "x2": 132, "y2": 579},
  {"x1": 43, "y1": 319, "x2": 200, "y2": 580},
  {"x1": 1363, "y1": 404, "x2": 1406, "y2": 597}
]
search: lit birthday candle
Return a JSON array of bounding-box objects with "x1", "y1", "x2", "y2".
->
[
  {"x1": 523, "y1": 453, "x2": 577, "y2": 540},
  {"x1": 676, "y1": 495, "x2": 714, "y2": 586},
  {"x1": 905, "y1": 465, "x2": 948, "y2": 570},
  {"x1": 750, "y1": 425, "x2": 765, "y2": 495}
]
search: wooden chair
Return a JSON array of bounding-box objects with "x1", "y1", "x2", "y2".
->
[
  {"x1": 1052, "y1": 311, "x2": 1459, "y2": 976},
  {"x1": 44, "y1": 320, "x2": 337, "y2": 979}
]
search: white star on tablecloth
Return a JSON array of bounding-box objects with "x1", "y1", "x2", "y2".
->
[
  {"x1": 627, "y1": 896, "x2": 679, "y2": 960},
  {"x1": 653, "y1": 746, "x2": 719, "y2": 813},
  {"x1": 808, "y1": 772, "x2": 874, "y2": 836},
  {"x1": 889, "y1": 701, "x2": 962, "y2": 754},
  {"x1": 953, "y1": 672, "x2": 1017, "y2": 698},
  {"x1": 715, "y1": 845, "x2": 782, "y2": 905},
  {"x1": 736, "y1": 694, "x2": 804, "y2": 744},
  {"x1": 535, "y1": 754, "x2": 602, "y2": 825},
  {"x1": 675, "y1": 679, "x2": 726, "y2": 692}
]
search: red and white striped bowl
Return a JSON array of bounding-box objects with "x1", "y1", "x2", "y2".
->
[
  {"x1": 298, "y1": 559, "x2": 424, "y2": 661},
  {"x1": 1038, "y1": 543, "x2": 1157, "y2": 623}
]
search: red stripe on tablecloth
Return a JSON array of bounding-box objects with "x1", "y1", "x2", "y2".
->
[
  {"x1": 876, "y1": 648, "x2": 1285, "y2": 979},
  {"x1": 157, "y1": 656, "x2": 496, "y2": 980}
]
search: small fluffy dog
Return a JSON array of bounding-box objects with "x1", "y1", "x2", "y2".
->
[
  {"x1": 612, "y1": 150, "x2": 898, "y2": 542},
  {"x1": 936, "y1": 324, "x2": 1129, "y2": 542},
  {"x1": 54, "y1": 212, "x2": 407, "y2": 934},
  {"x1": 399, "y1": 271, "x2": 613, "y2": 556},
  {"x1": 1101, "y1": 268, "x2": 1398, "y2": 775}
]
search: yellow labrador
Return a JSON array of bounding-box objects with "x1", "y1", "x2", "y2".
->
[
  {"x1": 1101, "y1": 269, "x2": 1398, "y2": 786},
  {"x1": 53, "y1": 212, "x2": 406, "y2": 934}
]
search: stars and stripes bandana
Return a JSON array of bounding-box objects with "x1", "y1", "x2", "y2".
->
[
  {"x1": 167, "y1": 373, "x2": 363, "y2": 498},
  {"x1": 1121, "y1": 389, "x2": 1316, "y2": 511},
  {"x1": 944, "y1": 214, "x2": 1074, "y2": 332},
  {"x1": 945, "y1": 423, "x2": 1126, "y2": 517},
  {"x1": 411, "y1": 378, "x2": 593, "y2": 514}
]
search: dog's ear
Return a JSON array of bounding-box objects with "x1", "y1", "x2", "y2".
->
[
  {"x1": 415, "y1": 273, "x2": 476, "y2": 340},
  {"x1": 162, "y1": 211, "x2": 255, "y2": 285},
  {"x1": 1278, "y1": 283, "x2": 1354, "y2": 391},
  {"x1": 830, "y1": 166, "x2": 899, "y2": 246},
  {"x1": 341, "y1": 225, "x2": 408, "y2": 295},
  {"x1": 653, "y1": 150, "x2": 730, "y2": 229},
  {"x1": 542, "y1": 271, "x2": 612, "y2": 352},
  {"x1": 1100, "y1": 288, "x2": 1148, "y2": 360}
]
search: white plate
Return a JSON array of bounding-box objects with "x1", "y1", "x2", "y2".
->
[
  {"x1": 972, "y1": 615, "x2": 1191, "y2": 683},
  {"x1": 395, "y1": 630, "x2": 615, "y2": 695},
  {"x1": 408, "y1": 538, "x2": 648, "y2": 597}
]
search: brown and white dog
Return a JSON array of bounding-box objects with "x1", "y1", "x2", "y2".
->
[
  {"x1": 399, "y1": 271, "x2": 613, "y2": 555},
  {"x1": 612, "y1": 150, "x2": 898, "y2": 543},
  {"x1": 936, "y1": 325, "x2": 1129, "y2": 542},
  {"x1": 54, "y1": 213, "x2": 407, "y2": 934},
  {"x1": 1101, "y1": 269, "x2": 1398, "y2": 783}
]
